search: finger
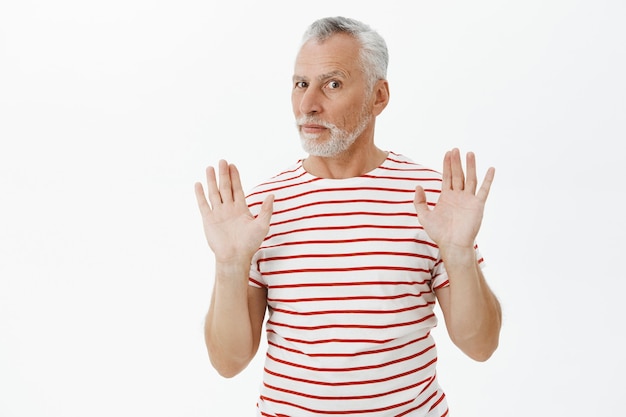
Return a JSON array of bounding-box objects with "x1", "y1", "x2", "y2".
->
[
  {"x1": 205, "y1": 166, "x2": 222, "y2": 207},
  {"x1": 441, "y1": 151, "x2": 452, "y2": 191},
  {"x1": 476, "y1": 167, "x2": 495, "y2": 202},
  {"x1": 465, "y1": 152, "x2": 478, "y2": 194},
  {"x1": 450, "y1": 148, "x2": 465, "y2": 190},
  {"x1": 228, "y1": 163, "x2": 245, "y2": 203},
  {"x1": 218, "y1": 159, "x2": 234, "y2": 203},
  {"x1": 194, "y1": 182, "x2": 211, "y2": 214}
]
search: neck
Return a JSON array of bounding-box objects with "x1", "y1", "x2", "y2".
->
[{"x1": 303, "y1": 144, "x2": 388, "y2": 179}]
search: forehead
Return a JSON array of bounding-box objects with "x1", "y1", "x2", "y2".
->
[{"x1": 294, "y1": 33, "x2": 363, "y2": 79}]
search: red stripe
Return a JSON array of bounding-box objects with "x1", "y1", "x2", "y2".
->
[
  {"x1": 249, "y1": 277, "x2": 265, "y2": 288},
  {"x1": 268, "y1": 292, "x2": 432, "y2": 304},
  {"x1": 268, "y1": 280, "x2": 428, "y2": 288},
  {"x1": 249, "y1": 185, "x2": 423, "y2": 209},
  {"x1": 429, "y1": 391, "x2": 447, "y2": 411},
  {"x1": 272, "y1": 198, "x2": 414, "y2": 217},
  {"x1": 267, "y1": 313, "x2": 435, "y2": 331},
  {"x1": 260, "y1": 236, "x2": 438, "y2": 250},
  {"x1": 259, "y1": 251, "x2": 436, "y2": 264},
  {"x1": 270, "y1": 301, "x2": 433, "y2": 317},
  {"x1": 266, "y1": 330, "x2": 393, "y2": 345},
  {"x1": 246, "y1": 175, "x2": 320, "y2": 201},
  {"x1": 362, "y1": 173, "x2": 441, "y2": 183},
  {"x1": 262, "y1": 265, "x2": 430, "y2": 276},
  {"x1": 263, "y1": 357, "x2": 437, "y2": 386},
  {"x1": 384, "y1": 155, "x2": 439, "y2": 170},
  {"x1": 264, "y1": 375, "x2": 432, "y2": 401},
  {"x1": 259, "y1": 395, "x2": 415, "y2": 415},
  {"x1": 266, "y1": 344, "x2": 435, "y2": 372},
  {"x1": 265, "y1": 224, "x2": 426, "y2": 242},
  {"x1": 433, "y1": 280, "x2": 450, "y2": 290},
  {"x1": 267, "y1": 332, "x2": 431, "y2": 358},
  {"x1": 393, "y1": 391, "x2": 440, "y2": 416},
  {"x1": 270, "y1": 211, "x2": 419, "y2": 228}
]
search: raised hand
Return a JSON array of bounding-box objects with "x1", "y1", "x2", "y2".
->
[
  {"x1": 194, "y1": 160, "x2": 274, "y2": 264},
  {"x1": 413, "y1": 149, "x2": 494, "y2": 250}
]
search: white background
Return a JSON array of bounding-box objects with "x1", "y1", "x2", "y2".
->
[{"x1": 1, "y1": 1, "x2": 625, "y2": 416}]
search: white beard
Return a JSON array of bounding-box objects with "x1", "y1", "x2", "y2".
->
[{"x1": 297, "y1": 106, "x2": 371, "y2": 158}]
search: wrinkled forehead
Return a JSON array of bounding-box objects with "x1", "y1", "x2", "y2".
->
[{"x1": 294, "y1": 34, "x2": 363, "y2": 79}]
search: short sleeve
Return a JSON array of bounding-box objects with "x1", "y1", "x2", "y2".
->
[
  {"x1": 431, "y1": 243, "x2": 485, "y2": 291},
  {"x1": 249, "y1": 259, "x2": 266, "y2": 289}
]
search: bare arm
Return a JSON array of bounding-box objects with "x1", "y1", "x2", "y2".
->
[
  {"x1": 205, "y1": 269, "x2": 267, "y2": 377},
  {"x1": 414, "y1": 149, "x2": 501, "y2": 361},
  {"x1": 434, "y1": 258, "x2": 501, "y2": 361},
  {"x1": 195, "y1": 160, "x2": 274, "y2": 377}
]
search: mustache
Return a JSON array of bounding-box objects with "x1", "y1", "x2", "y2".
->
[{"x1": 296, "y1": 116, "x2": 337, "y2": 130}]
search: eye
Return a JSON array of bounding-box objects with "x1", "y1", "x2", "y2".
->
[
  {"x1": 327, "y1": 80, "x2": 341, "y2": 89},
  {"x1": 295, "y1": 81, "x2": 308, "y2": 89}
]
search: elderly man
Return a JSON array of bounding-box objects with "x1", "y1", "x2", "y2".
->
[{"x1": 195, "y1": 16, "x2": 501, "y2": 417}]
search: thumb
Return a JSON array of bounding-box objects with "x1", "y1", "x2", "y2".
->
[
  {"x1": 257, "y1": 194, "x2": 275, "y2": 226},
  {"x1": 413, "y1": 186, "x2": 430, "y2": 217}
]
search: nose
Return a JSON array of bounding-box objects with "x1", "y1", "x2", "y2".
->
[{"x1": 296, "y1": 87, "x2": 322, "y2": 115}]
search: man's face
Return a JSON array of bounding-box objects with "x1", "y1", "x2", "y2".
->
[{"x1": 292, "y1": 34, "x2": 373, "y2": 157}]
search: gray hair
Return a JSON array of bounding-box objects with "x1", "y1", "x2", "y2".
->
[{"x1": 301, "y1": 16, "x2": 388, "y2": 90}]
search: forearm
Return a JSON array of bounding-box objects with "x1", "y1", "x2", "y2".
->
[
  {"x1": 440, "y1": 246, "x2": 501, "y2": 361},
  {"x1": 205, "y1": 261, "x2": 257, "y2": 377}
]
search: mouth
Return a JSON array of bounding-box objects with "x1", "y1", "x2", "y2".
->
[{"x1": 300, "y1": 124, "x2": 328, "y2": 135}]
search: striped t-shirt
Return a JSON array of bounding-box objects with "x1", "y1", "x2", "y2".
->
[{"x1": 247, "y1": 152, "x2": 475, "y2": 416}]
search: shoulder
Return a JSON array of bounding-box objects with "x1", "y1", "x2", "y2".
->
[
  {"x1": 379, "y1": 152, "x2": 443, "y2": 206},
  {"x1": 382, "y1": 152, "x2": 442, "y2": 181},
  {"x1": 245, "y1": 160, "x2": 310, "y2": 211}
]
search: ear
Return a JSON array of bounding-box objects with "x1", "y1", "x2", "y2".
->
[{"x1": 371, "y1": 79, "x2": 390, "y2": 117}]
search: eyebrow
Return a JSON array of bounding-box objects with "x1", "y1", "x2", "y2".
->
[{"x1": 293, "y1": 70, "x2": 349, "y2": 83}]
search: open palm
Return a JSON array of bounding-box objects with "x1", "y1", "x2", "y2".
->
[
  {"x1": 413, "y1": 149, "x2": 494, "y2": 250},
  {"x1": 194, "y1": 160, "x2": 274, "y2": 264}
]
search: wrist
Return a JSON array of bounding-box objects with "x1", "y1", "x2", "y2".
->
[
  {"x1": 439, "y1": 244, "x2": 477, "y2": 269},
  {"x1": 214, "y1": 258, "x2": 253, "y2": 283}
]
